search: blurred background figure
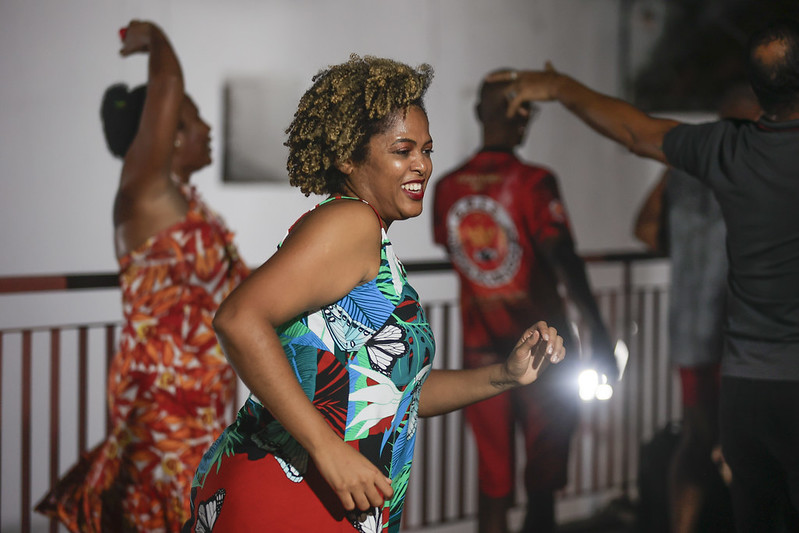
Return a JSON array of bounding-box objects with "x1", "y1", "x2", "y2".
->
[
  {"x1": 35, "y1": 20, "x2": 249, "y2": 532},
  {"x1": 490, "y1": 18, "x2": 799, "y2": 532},
  {"x1": 634, "y1": 82, "x2": 761, "y2": 533},
  {"x1": 432, "y1": 70, "x2": 617, "y2": 533}
]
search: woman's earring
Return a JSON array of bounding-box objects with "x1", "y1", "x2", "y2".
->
[{"x1": 174, "y1": 138, "x2": 182, "y2": 148}]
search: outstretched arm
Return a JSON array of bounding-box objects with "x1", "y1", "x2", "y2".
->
[
  {"x1": 487, "y1": 63, "x2": 680, "y2": 163},
  {"x1": 418, "y1": 321, "x2": 565, "y2": 417}
]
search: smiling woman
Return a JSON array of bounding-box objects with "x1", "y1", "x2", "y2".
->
[
  {"x1": 337, "y1": 106, "x2": 434, "y2": 226},
  {"x1": 182, "y1": 54, "x2": 567, "y2": 533}
]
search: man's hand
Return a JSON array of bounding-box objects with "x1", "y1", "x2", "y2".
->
[
  {"x1": 485, "y1": 61, "x2": 562, "y2": 118},
  {"x1": 590, "y1": 329, "x2": 619, "y2": 384}
]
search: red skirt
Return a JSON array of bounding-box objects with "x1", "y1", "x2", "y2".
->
[{"x1": 184, "y1": 452, "x2": 382, "y2": 532}]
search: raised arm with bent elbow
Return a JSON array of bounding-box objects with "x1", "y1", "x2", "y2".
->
[
  {"x1": 118, "y1": 20, "x2": 184, "y2": 187},
  {"x1": 112, "y1": 20, "x2": 198, "y2": 259},
  {"x1": 487, "y1": 63, "x2": 680, "y2": 163}
]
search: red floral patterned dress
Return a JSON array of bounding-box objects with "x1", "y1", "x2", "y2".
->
[{"x1": 36, "y1": 181, "x2": 249, "y2": 532}]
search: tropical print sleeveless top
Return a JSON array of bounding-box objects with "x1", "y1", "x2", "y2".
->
[{"x1": 189, "y1": 197, "x2": 436, "y2": 532}]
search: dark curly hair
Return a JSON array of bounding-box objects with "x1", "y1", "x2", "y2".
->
[
  {"x1": 100, "y1": 83, "x2": 147, "y2": 158},
  {"x1": 285, "y1": 54, "x2": 434, "y2": 196}
]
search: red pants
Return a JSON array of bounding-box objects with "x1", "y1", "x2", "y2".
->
[
  {"x1": 678, "y1": 363, "x2": 720, "y2": 408},
  {"x1": 465, "y1": 371, "x2": 578, "y2": 498}
]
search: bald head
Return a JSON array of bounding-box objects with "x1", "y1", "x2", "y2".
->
[
  {"x1": 476, "y1": 69, "x2": 533, "y2": 149},
  {"x1": 477, "y1": 69, "x2": 516, "y2": 122},
  {"x1": 747, "y1": 20, "x2": 799, "y2": 119}
]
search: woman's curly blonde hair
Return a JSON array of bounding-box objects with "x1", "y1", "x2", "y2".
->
[{"x1": 285, "y1": 54, "x2": 434, "y2": 196}]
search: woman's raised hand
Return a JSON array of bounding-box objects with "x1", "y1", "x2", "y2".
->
[{"x1": 118, "y1": 20, "x2": 156, "y2": 57}]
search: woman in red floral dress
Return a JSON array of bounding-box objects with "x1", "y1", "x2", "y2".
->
[{"x1": 35, "y1": 20, "x2": 249, "y2": 532}]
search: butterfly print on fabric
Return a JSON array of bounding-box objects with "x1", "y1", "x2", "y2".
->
[
  {"x1": 275, "y1": 456, "x2": 303, "y2": 483},
  {"x1": 322, "y1": 303, "x2": 376, "y2": 353},
  {"x1": 350, "y1": 506, "x2": 382, "y2": 533},
  {"x1": 195, "y1": 488, "x2": 225, "y2": 533},
  {"x1": 366, "y1": 324, "x2": 409, "y2": 376}
]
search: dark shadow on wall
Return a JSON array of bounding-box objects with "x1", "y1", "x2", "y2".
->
[{"x1": 629, "y1": 0, "x2": 799, "y2": 111}]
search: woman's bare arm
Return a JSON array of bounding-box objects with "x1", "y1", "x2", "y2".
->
[
  {"x1": 118, "y1": 20, "x2": 184, "y2": 194},
  {"x1": 418, "y1": 322, "x2": 564, "y2": 417},
  {"x1": 213, "y1": 201, "x2": 394, "y2": 513}
]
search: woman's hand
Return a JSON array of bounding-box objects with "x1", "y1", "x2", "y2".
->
[
  {"x1": 310, "y1": 436, "x2": 394, "y2": 517},
  {"x1": 118, "y1": 20, "x2": 157, "y2": 56},
  {"x1": 500, "y1": 321, "x2": 565, "y2": 387},
  {"x1": 417, "y1": 322, "x2": 565, "y2": 417}
]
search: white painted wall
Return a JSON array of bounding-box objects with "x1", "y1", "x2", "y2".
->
[
  {"x1": 1, "y1": 2, "x2": 676, "y2": 530},
  {"x1": 0, "y1": 0, "x2": 663, "y2": 283}
]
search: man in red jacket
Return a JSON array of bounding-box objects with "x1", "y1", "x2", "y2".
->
[{"x1": 432, "y1": 71, "x2": 616, "y2": 533}]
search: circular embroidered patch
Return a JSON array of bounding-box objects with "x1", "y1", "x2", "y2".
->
[{"x1": 446, "y1": 195, "x2": 522, "y2": 287}]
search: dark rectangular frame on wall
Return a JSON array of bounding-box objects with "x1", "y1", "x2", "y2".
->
[
  {"x1": 222, "y1": 76, "x2": 303, "y2": 183},
  {"x1": 617, "y1": 0, "x2": 660, "y2": 104},
  {"x1": 618, "y1": 0, "x2": 678, "y2": 110},
  {"x1": 618, "y1": 0, "x2": 794, "y2": 113}
]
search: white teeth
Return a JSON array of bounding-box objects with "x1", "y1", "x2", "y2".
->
[{"x1": 402, "y1": 183, "x2": 422, "y2": 192}]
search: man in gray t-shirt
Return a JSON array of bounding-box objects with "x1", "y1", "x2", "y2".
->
[
  {"x1": 634, "y1": 82, "x2": 760, "y2": 533},
  {"x1": 488, "y1": 20, "x2": 799, "y2": 532}
]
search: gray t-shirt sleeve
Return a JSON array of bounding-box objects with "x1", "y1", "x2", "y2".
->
[{"x1": 662, "y1": 121, "x2": 728, "y2": 186}]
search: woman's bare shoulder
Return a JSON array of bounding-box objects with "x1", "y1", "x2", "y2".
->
[{"x1": 290, "y1": 198, "x2": 382, "y2": 242}]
